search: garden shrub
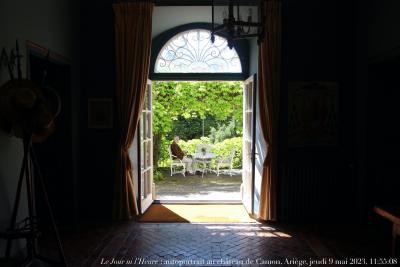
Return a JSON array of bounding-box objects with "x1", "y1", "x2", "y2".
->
[
  {"x1": 211, "y1": 137, "x2": 242, "y2": 168},
  {"x1": 158, "y1": 136, "x2": 173, "y2": 167},
  {"x1": 178, "y1": 137, "x2": 211, "y2": 155},
  {"x1": 153, "y1": 169, "x2": 165, "y2": 182}
]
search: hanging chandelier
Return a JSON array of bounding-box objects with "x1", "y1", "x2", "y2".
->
[{"x1": 211, "y1": 0, "x2": 265, "y2": 49}]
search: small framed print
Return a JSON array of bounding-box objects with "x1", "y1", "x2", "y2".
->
[
  {"x1": 88, "y1": 98, "x2": 113, "y2": 128},
  {"x1": 288, "y1": 82, "x2": 338, "y2": 147}
]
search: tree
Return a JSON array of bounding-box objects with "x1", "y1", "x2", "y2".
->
[
  {"x1": 152, "y1": 81, "x2": 243, "y2": 168},
  {"x1": 209, "y1": 118, "x2": 238, "y2": 144}
]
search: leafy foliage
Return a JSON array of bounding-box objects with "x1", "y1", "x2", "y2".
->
[
  {"x1": 153, "y1": 81, "x2": 243, "y2": 168},
  {"x1": 169, "y1": 114, "x2": 220, "y2": 141},
  {"x1": 211, "y1": 137, "x2": 242, "y2": 168},
  {"x1": 209, "y1": 118, "x2": 239, "y2": 144},
  {"x1": 153, "y1": 169, "x2": 165, "y2": 182},
  {"x1": 178, "y1": 137, "x2": 211, "y2": 155},
  {"x1": 153, "y1": 81, "x2": 242, "y2": 136}
]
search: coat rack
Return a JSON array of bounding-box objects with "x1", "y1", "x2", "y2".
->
[{"x1": 0, "y1": 40, "x2": 67, "y2": 267}]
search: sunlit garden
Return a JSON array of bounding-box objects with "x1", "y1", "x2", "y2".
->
[{"x1": 152, "y1": 81, "x2": 243, "y2": 200}]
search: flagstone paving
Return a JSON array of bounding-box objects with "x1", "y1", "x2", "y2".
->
[{"x1": 155, "y1": 169, "x2": 242, "y2": 201}]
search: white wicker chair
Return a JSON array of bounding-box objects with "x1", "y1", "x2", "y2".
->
[
  {"x1": 168, "y1": 145, "x2": 186, "y2": 176},
  {"x1": 215, "y1": 149, "x2": 235, "y2": 176}
]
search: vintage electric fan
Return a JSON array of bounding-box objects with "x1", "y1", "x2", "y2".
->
[{"x1": 0, "y1": 42, "x2": 67, "y2": 266}]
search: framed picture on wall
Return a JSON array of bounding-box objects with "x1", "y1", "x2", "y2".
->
[
  {"x1": 288, "y1": 82, "x2": 338, "y2": 147},
  {"x1": 88, "y1": 98, "x2": 113, "y2": 128}
]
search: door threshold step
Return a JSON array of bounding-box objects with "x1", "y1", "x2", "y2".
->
[{"x1": 153, "y1": 200, "x2": 242, "y2": 204}]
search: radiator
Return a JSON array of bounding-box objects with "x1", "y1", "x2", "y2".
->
[{"x1": 279, "y1": 164, "x2": 351, "y2": 221}]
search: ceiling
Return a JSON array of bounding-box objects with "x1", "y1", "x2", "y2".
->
[{"x1": 154, "y1": 0, "x2": 260, "y2": 6}]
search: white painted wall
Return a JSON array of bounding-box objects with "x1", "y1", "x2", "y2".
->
[{"x1": 0, "y1": 0, "x2": 79, "y2": 255}]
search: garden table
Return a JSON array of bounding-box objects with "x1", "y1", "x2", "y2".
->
[{"x1": 193, "y1": 152, "x2": 216, "y2": 178}]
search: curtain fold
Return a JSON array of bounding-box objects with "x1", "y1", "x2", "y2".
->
[
  {"x1": 258, "y1": 0, "x2": 282, "y2": 221},
  {"x1": 113, "y1": 0, "x2": 153, "y2": 220}
]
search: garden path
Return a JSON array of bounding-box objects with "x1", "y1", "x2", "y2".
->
[{"x1": 155, "y1": 169, "x2": 242, "y2": 201}]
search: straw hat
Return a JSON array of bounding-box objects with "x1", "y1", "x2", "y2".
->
[{"x1": 0, "y1": 79, "x2": 60, "y2": 143}]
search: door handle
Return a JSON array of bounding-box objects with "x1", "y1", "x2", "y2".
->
[{"x1": 250, "y1": 153, "x2": 259, "y2": 162}]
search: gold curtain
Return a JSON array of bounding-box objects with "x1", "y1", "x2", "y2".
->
[
  {"x1": 258, "y1": 0, "x2": 282, "y2": 221},
  {"x1": 113, "y1": 0, "x2": 153, "y2": 220}
]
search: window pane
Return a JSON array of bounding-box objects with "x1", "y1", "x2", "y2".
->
[
  {"x1": 248, "y1": 82, "x2": 253, "y2": 110},
  {"x1": 141, "y1": 142, "x2": 145, "y2": 169},
  {"x1": 155, "y1": 29, "x2": 242, "y2": 73},
  {"x1": 146, "y1": 113, "x2": 152, "y2": 139},
  {"x1": 146, "y1": 86, "x2": 151, "y2": 110}
]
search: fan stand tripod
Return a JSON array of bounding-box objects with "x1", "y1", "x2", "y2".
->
[{"x1": 0, "y1": 134, "x2": 67, "y2": 267}]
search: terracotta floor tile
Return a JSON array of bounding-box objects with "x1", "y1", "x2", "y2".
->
[{"x1": 87, "y1": 223, "x2": 315, "y2": 266}]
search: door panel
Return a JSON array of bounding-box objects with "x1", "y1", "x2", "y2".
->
[
  {"x1": 30, "y1": 53, "x2": 75, "y2": 224},
  {"x1": 140, "y1": 80, "x2": 153, "y2": 213},
  {"x1": 242, "y1": 75, "x2": 257, "y2": 214}
]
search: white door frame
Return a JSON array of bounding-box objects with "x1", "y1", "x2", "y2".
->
[
  {"x1": 138, "y1": 80, "x2": 154, "y2": 214},
  {"x1": 242, "y1": 74, "x2": 257, "y2": 215},
  {"x1": 140, "y1": 78, "x2": 258, "y2": 210}
]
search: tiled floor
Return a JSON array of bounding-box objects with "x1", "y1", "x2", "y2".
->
[
  {"x1": 89, "y1": 223, "x2": 316, "y2": 267},
  {"x1": 37, "y1": 220, "x2": 394, "y2": 266}
]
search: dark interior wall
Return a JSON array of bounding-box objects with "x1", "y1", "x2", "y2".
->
[
  {"x1": 0, "y1": 0, "x2": 81, "y2": 255},
  {"x1": 367, "y1": 62, "x2": 400, "y2": 209},
  {"x1": 79, "y1": 0, "x2": 117, "y2": 220},
  {"x1": 280, "y1": 0, "x2": 400, "y2": 223},
  {"x1": 353, "y1": 0, "x2": 368, "y2": 222},
  {"x1": 365, "y1": 0, "x2": 400, "y2": 221},
  {"x1": 279, "y1": 0, "x2": 359, "y2": 222},
  {"x1": 368, "y1": 0, "x2": 400, "y2": 59},
  {"x1": 29, "y1": 54, "x2": 76, "y2": 225}
]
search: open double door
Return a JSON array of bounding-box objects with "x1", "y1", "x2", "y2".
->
[{"x1": 137, "y1": 76, "x2": 258, "y2": 216}]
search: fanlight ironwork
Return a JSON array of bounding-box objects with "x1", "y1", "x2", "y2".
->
[{"x1": 155, "y1": 29, "x2": 242, "y2": 73}]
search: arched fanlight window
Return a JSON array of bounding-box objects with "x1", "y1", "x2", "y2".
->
[{"x1": 154, "y1": 29, "x2": 242, "y2": 73}]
